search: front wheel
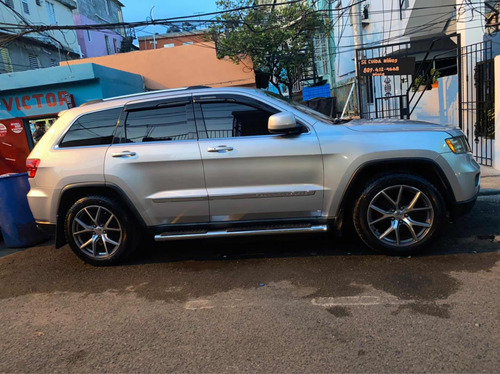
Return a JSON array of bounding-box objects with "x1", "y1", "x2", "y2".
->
[
  {"x1": 353, "y1": 174, "x2": 446, "y2": 255},
  {"x1": 64, "y1": 195, "x2": 139, "y2": 265}
]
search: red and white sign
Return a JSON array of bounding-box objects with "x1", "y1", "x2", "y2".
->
[
  {"x1": 0, "y1": 118, "x2": 31, "y2": 175},
  {"x1": 10, "y1": 121, "x2": 23, "y2": 134},
  {"x1": 0, "y1": 123, "x2": 6, "y2": 138}
]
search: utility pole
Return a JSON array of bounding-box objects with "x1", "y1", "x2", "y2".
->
[
  {"x1": 350, "y1": 0, "x2": 364, "y2": 117},
  {"x1": 150, "y1": 5, "x2": 156, "y2": 50}
]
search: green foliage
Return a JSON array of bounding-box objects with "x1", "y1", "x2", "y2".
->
[
  {"x1": 412, "y1": 68, "x2": 441, "y2": 92},
  {"x1": 209, "y1": 0, "x2": 331, "y2": 96}
]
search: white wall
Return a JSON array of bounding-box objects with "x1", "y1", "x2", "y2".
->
[
  {"x1": 334, "y1": 0, "x2": 414, "y2": 85},
  {"x1": 411, "y1": 75, "x2": 459, "y2": 126},
  {"x1": 494, "y1": 55, "x2": 500, "y2": 171}
]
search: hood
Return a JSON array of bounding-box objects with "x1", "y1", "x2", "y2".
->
[{"x1": 345, "y1": 118, "x2": 459, "y2": 133}]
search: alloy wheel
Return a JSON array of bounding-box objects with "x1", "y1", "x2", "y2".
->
[
  {"x1": 367, "y1": 185, "x2": 434, "y2": 247},
  {"x1": 71, "y1": 205, "x2": 123, "y2": 259}
]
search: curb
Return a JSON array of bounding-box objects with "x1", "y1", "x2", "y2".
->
[{"x1": 478, "y1": 189, "x2": 500, "y2": 196}]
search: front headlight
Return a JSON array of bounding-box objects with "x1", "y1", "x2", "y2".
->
[{"x1": 445, "y1": 135, "x2": 471, "y2": 154}]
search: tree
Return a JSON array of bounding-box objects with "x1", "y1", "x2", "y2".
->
[{"x1": 210, "y1": 0, "x2": 330, "y2": 97}]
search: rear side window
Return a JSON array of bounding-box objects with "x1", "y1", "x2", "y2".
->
[
  {"x1": 59, "y1": 108, "x2": 122, "y2": 148},
  {"x1": 124, "y1": 104, "x2": 195, "y2": 143}
]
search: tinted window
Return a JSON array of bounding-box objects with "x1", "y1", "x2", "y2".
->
[
  {"x1": 199, "y1": 102, "x2": 272, "y2": 139},
  {"x1": 125, "y1": 105, "x2": 195, "y2": 143},
  {"x1": 59, "y1": 108, "x2": 122, "y2": 148}
]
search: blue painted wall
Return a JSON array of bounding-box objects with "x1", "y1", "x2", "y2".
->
[{"x1": 0, "y1": 63, "x2": 144, "y2": 120}]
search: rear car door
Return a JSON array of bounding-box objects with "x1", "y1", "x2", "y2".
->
[
  {"x1": 104, "y1": 96, "x2": 209, "y2": 226},
  {"x1": 194, "y1": 94, "x2": 324, "y2": 223}
]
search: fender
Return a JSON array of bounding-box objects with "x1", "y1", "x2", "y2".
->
[{"x1": 55, "y1": 183, "x2": 147, "y2": 248}]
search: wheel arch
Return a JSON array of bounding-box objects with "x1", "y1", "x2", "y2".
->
[
  {"x1": 335, "y1": 158, "x2": 455, "y2": 232},
  {"x1": 55, "y1": 183, "x2": 147, "y2": 248}
]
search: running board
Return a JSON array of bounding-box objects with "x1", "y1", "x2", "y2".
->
[{"x1": 154, "y1": 224, "x2": 328, "y2": 242}]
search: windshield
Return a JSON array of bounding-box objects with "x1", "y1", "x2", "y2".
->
[{"x1": 263, "y1": 91, "x2": 338, "y2": 124}]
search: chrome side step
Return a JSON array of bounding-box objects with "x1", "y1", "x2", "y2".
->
[{"x1": 154, "y1": 224, "x2": 328, "y2": 242}]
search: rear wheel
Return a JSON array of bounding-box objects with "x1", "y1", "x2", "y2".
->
[
  {"x1": 64, "y1": 195, "x2": 139, "y2": 265},
  {"x1": 353, "y1": 174, "x2": 445, "y2": 255}
]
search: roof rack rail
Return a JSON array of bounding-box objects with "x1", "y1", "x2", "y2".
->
[
  {"x1": 80, "y1": 99, "x2": 103, "y2": 106},
  {"x1": 101, "y1": 85, "x2": 212, "y2": 102}
]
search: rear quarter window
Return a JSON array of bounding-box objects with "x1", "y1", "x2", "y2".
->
[{"x1": 59, "y1": 108, "x2": 122, "y2": 148}]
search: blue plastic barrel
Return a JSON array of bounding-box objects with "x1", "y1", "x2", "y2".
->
[{"x1": 0, "y1": 172, "x2": 49, "y2": 248}]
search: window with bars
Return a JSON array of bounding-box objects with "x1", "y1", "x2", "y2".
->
[
  {"x1": 28, "y1": 54, "x2": 40, "y2": 69},
  {"x1": 46, "y1": 1, "x2": 56, "y2": 25},
  {"x1": 1, "y1": 48, "x2": 13, "y2": 73},
  {"x1": 22, "y1": 0, "x2": 30, "y2": 14},
  {"x1": 50, "y1": 58, "x2": 58, "y2": 67}
]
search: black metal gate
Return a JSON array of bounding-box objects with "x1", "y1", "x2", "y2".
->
[
  {"x1": 356, "y1": 34, "x2": 460, "y2": 121},
  {"x1": 461, "y1": 41, "x2": 494, "y2": 166},
  {"x1": 356, "y1": 36, "x2": 494, "y2": 166}
]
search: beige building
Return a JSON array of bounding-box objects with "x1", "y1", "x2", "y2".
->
[{"x1": 65, "y1": 42, "x2": 255, "y2": 90}]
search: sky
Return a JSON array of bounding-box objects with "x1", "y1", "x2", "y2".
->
[{"x1": 121, "y1": 0, "x2": 218, "y2": 37}]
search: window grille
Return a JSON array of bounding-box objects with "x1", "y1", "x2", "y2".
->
[
  {"x1": 28, "y1": 54, "x2": 40, "y2": 69},
  {"x1": 22, "y1": 0, "x2": 30, "y2": 14}
]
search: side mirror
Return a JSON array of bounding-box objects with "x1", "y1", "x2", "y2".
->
[{"x1": 268, "y1": 112, "x2": 299, "y2": 133}]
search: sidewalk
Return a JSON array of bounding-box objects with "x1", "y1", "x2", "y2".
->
[{"x1": 480, "y1": 165, "x2": 500, "y2": 196}]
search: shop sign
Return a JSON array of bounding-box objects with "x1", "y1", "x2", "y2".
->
[
  {"x1": 0, "y1": 90, "x2": 72, "y2": 119},
  {"x1": 359, "y1": 57, "x2": 416, "y2": 76}
]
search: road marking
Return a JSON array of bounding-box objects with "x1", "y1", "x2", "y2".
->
[
  {"x1": 312, "y1": 296, "x2": 408, "y2": 307},
  {"x1": 311, "y1": 296, "x2": 455, "y2": 308},
  {"x1": 184, "y1": 300, "x2": 215, "y2": 310}
]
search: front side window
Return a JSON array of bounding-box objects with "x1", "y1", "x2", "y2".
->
[
  {"x1": 59, "y1": 108, "x2": 122, "y2": 148},
  {"x1": 124, "y1": 105, "x2": 196, "y2": 143},
  {"x1": 198, "y1": 102, "x2": 273, "y2": 139}
]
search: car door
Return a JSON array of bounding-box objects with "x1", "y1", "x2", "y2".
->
[
  {"x1": 194, "y1": 94, "x2": 324, "y2": 223},
  {"x1": 104, "y1": 96, "x2": 209, "y2": 226}
]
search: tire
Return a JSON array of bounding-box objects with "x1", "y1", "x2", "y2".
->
[
  {"x1": 353, "y1": 174, "x2": 445, "y2": 255},
  {"x1": 64, "y1": 195, "x2": 139, "y2": 265}
]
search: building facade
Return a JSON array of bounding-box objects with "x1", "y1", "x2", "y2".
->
[
  {"x1": 72, "y1": 0, "x2": 128, "y2": 58},
  {"x1": 64, "y1": 42, "x2": 256, "y2": 90},
  {"x1": 138, "y1": 29, "x2": 208, "y2": 51},
  {"x1": 315, "y1": 0, "x2": 498, "y2": 168},
  {"x1": 0, "y1": 0, "x2": 81, "y2": 74}
]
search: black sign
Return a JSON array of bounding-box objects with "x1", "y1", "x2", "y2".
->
[{"x1": 359, "y1": 57, "x2": 416, "y2": 76}]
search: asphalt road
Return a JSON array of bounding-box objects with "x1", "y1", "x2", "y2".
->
[{"x1": 0, "y1": 195, "x2": 499, "y2": 373}]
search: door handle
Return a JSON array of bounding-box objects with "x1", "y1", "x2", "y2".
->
[
  {"x1": 112, "y1": 151, "x2": 137, "y2": 158},
  {"x1": 207, "y1": 145, "x2": 234, "y2": 153}
]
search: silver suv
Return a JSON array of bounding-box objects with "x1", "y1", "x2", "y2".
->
[{"x1": 26, "y1": 87, "x2": 480, "y2": 265}]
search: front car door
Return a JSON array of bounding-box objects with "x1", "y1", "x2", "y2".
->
[
  {"x1": 104, "y1": 96, "x2": 209, "y2": 226},
  {"x1": 194, "y1": 93, "x2": 324, "y2": 223}
]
